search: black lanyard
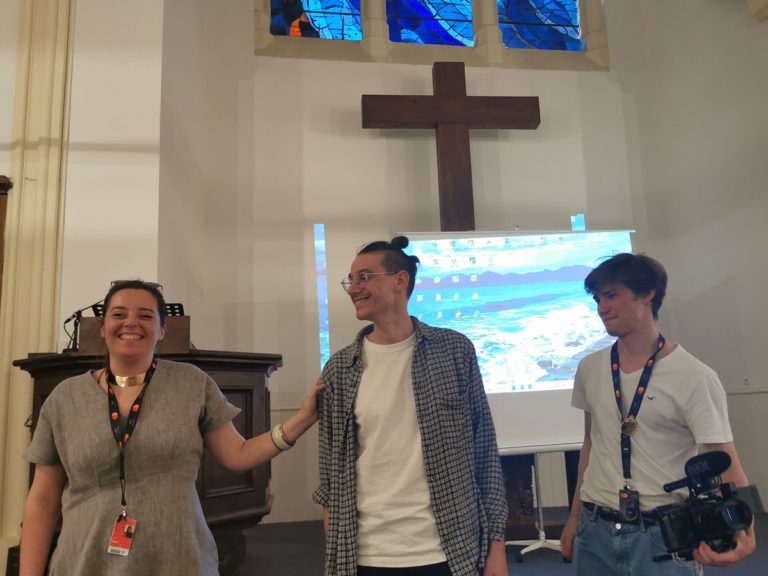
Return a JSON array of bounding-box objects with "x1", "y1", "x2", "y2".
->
[
  {"x1": 105, "y1": 359, "x2": 157, "y2": 517},
  {"x1": 610, "y1": 335, "x2": 665, "y2": 480}
]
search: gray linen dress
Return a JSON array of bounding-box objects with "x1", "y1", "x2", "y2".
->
[{"x1": 23, "y1": 359, "x2": 240, "y2": 575}]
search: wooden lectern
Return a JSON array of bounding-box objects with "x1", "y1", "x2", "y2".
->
[{"x1": 11, "y1": 317, "x2": 281, "y2": 576}]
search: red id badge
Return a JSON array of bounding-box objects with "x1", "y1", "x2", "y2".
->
[{"x1": 107, "y1": 517, "x2": 137, "y2": 556}]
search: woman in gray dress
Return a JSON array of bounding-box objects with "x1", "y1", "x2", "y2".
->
[{"x1": 19, "y1": 280, "x2": 322, "y2": 575}]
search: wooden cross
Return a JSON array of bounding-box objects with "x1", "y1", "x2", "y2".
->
[{"x1": 362, "y1": 62, "x2": 540, "y2": 231}]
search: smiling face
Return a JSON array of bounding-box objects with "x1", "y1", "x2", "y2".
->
[
  {"x1": 100, "y1": 288, "x2": 166, "y2": 368},
  {"x1": 346, "y1": 252, "x2": 406, "y2": 324},
  {"x1": 593, "y1": 282, "x2": 655, "y2": 338}
]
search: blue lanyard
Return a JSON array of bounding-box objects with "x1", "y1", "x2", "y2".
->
[{"x1": 610, "y1": 336, "x2": 665, "y2": 480}]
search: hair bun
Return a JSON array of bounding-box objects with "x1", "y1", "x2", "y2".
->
[{"x1": 391, "y1": 235, "x2": 409, "y2": 250}]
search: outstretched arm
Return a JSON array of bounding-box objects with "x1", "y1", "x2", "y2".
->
[{"x1": 205, "y1": 379, "x2": 323, "y2": 472}]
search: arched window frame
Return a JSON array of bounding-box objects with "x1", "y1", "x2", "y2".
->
[{"x1": 255, "y1": 0, "x2": 609, "y2": 70}]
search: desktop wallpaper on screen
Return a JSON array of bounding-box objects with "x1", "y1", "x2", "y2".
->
[{"x1": 404, "y1": 231, "x2": 633, "y2": 395}]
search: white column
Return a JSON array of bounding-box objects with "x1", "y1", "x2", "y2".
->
[
  {"x1": 0, "y1": 0, "x2": 74, "y2": 545},
  {"x1": 361, "y1": 0, "x2": 391, "y2": 59},
  {"x1": 584, "y1": 0, "x2": 609, "y2": 68},
  {"x1": 254, "y1": 0, "x2": 274, "y2": 49},
  {"x1": 474, "y1": 0, "x2": 503, "y2": 63}
]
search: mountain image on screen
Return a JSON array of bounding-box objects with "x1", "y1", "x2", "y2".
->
[{"x1": 404, "y1": 231, "x2": 633, "y2": 395}]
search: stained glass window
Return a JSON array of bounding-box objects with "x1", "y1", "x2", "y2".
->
[
  {"x1": 270, "y1": 0, "x2": 362, "y2": 40},
  {"x1": 497, "y1": 0, "x2": 583, "y2": 51},
  {"x1": 270, "y1": 0, "x2": 583, "y2": 52},
  {"x1": 387, "y1": 0, "x2": 473, "y2": 47}
]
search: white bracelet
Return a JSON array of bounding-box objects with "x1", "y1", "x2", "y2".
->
[{"x1": 270, "y1": 423, "x2": 294, "y2": 451}]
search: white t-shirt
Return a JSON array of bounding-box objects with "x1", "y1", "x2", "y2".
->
[
  {"x1": 354, "y1": 334, "x2": 447, "y2": 568},
  {"x1": 572, "y1": 344, "x2": 733, "y2": 511}
]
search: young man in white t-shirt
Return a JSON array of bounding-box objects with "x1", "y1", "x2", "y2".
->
[
  {"x1": 313, "y1": 236, "x2": 508, "y2": 576},
  {"x1": 560, "y1": 253, "x2": 756, "y2": 574}
]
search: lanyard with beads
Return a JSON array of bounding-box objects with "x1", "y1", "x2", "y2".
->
[
  {"x1": 610, "y1": 335, "x2": 665, "y2": 481},
  {"x1": 105, "y1": 359, "x2": 157, "y2": 519}
]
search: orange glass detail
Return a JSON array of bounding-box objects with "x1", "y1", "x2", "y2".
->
[{"x1": 289, "y1": 18, "x2": 302, "y2": 37}]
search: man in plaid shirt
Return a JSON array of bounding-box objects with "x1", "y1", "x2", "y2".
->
[{"x1": 313, "y1": 236, "x2": 508, "y2": 576}]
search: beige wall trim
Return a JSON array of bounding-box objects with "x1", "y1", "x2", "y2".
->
[
  {"x1": 748, "y1": 0, "x2": 768, "y2": 20},
  {"x1": 254, "y1": 0, "x2": 609, "y2": 71},
  {"x1": 0, "y1": 0, "x2": 74, "y2": 540}
]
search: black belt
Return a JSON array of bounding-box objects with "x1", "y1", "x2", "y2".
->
[{"x1": 583, "y1": 501, "x2": 658, "y2": 526}]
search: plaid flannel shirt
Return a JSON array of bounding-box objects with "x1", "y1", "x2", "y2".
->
[{"x1": 312, "y1": 318, "x2": 507, "y2": 576}]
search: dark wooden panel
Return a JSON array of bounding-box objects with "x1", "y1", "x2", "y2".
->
[
  {"x1": 435, "y1": 123, "x2": 475, "y2": 231},
  {"x1": 432, "y1": 60, "x2": 466, "y2": 97},
  {"x1": 502, "y1": 453, "x2": 536, "y2": 540}
]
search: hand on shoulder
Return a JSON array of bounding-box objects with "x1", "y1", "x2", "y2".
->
[{"x1": 297, "y1": 378, "x2": 324, "y2": 425}]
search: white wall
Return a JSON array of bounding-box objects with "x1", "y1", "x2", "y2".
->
[
  {"x1": 604, "y1": 0, "x2": 768, "y2": 493},
  {"x1": 157, "y1": 0, "x2": 207, "y2": 317},
  {"x1": 59, "y1": 0, "x2": 165, "y2": 342}
]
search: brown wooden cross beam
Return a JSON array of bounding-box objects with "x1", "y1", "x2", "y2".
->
[{"x1": 362, "y1": 62, "x2": 540, "y2": 231}]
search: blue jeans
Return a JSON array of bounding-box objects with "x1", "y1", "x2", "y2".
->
[{"x1": 574, "y1": 504, "x2": 702, "y2": 576}]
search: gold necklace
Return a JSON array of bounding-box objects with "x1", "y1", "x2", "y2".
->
[{"x1": 112, "y1": 372, "x2": 146, "y2": 388}]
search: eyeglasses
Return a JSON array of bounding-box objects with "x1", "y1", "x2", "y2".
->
[{"x1": 341, "y1": 272, "x2": 396, "y2": 292}]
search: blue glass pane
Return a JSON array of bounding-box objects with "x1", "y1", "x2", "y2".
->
[
  {"x1": 271, "y1": 0, "x2": 362, "y2": 40},
  {"x1": 387, "y1": 0, "x2": 474, "y2": 47},
  {"x1": 497, "y1": 0, "x2": 583, "y2": 51},
  {"x1": 313, "y1": 224, "x2": 331, "y2": 370}
]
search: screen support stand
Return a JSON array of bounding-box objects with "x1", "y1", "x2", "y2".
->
[{"x1": 506, "y1": 453, "x2": 563, "y2": 562}]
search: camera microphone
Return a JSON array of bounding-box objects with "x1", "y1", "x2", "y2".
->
[
  {"x1": 685, "y1": 450, "x2": 731, "y2": 478},
  {"x1": 663, "y1": 450, "x2": 732, "y2": 493}
]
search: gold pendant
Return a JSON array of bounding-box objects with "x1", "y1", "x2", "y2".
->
[{"x1": 621, "y1": 417, "x2": 638, "y2": 437}]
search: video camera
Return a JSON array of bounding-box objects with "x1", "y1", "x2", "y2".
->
[{"x1": 653, "y1": 450, "x2": 763, "y2": 562}]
